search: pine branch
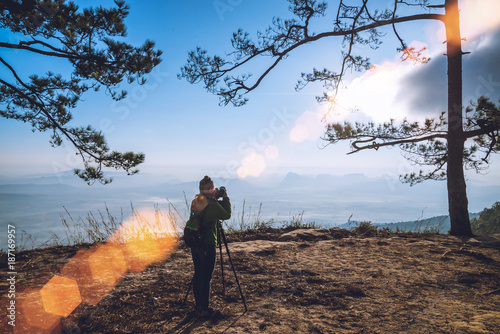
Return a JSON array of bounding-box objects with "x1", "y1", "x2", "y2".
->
[{"x1": 349, "y1": 132, "x2": 448, "y2": 154}]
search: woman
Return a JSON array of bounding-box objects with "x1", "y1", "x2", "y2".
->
[{"x1": 190, "y1": 175, "x2": 231, "y2": 317}]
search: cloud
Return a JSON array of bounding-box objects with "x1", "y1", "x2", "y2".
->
[
  {"x1": 335, "y1": 27, "x2": 500, "y2": 121},
  {"x1": 287, "y1": 6, "x2": 500, "y2": 142},
  {"x1": 398, "y1": 28, "x2": 500, "y2": 116}
]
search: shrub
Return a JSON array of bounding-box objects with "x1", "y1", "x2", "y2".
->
[
  {"x1": 351, "y1": 221, "x2": 379, "y2": 236},
  {"x1": 471, "y1": 202, "x2": 500, "y2": 235}
]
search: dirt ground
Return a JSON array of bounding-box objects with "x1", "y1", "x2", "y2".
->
[{"x1": 1, "y1": 228, "x2": 500, "y2": 333}]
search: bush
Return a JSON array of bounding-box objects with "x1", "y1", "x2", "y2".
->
[
  {"x1": 351, "y1": 221, "x2": 379, "y2": 237},
  {"x1": 471, "y1": 202, "x2": 500, "y2": 236}
]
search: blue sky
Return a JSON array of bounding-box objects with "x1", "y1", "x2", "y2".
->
[{"x1": 1, "y1": 0, "x2": 500, "y2": 186}]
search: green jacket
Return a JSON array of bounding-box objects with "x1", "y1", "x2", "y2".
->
[{"x1": 190, "y1": 194, "x2": 231, "y2": 246}]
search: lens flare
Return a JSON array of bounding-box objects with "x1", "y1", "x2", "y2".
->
[
  {"x1": 108, "y1": 208, "x2": 178, "y2": 272},
  {"x1": 237, "y1": 153, "x2": 266, "y2": 178},
  {"x1": 18, "y1": 288, "x2": 61, "y2": 332},
  {"x1": 17, "y1": 206, "x2": 179, "y2": 332},
  {"x1": 60, "y1": 248, "x2": 115, "y2": 305},
  {"x1": 40, "y1": 275, "x2": 82, "y2": 317},
  {"x1": 89, "y1": 244, "x2": 127, "y2": 284}
]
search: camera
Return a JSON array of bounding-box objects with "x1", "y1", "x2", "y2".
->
[{"x1": 215, "y1": 186, "x2": 227, "y2": 198}]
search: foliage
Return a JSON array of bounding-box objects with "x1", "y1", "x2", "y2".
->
[
  {"x1": 350, "y1": 221, "x2": 380, "y2": 237},
  {"x1": 471, "y1": 202, "x2": 500, "y2": 236},
  {"x1": 226, "y1": 201, "x2": 318, "y2": 234},
  {"x1": 179, "y1": 0, "x2": 439, "y2": 107},
  {"x1": 324, "y1": 97, "x2": 500, "y2": 185},
  {"x1": 465, "y1": 97, "x2": 500, "y2": 168},
  {"x1": 348, "y1": 219, "x2": 442, "y2": 237},
  {"x1": 0, "y1": 0, "x2": 162, "y2": 184}
]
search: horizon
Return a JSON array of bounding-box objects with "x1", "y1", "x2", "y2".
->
[{"x1": 1, "y1": 169, "x2": 498, "y2": 251}]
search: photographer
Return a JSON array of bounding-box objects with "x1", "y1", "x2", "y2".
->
[{"x1": 190, "y1": 175, "x2": 231, "y2": 317}]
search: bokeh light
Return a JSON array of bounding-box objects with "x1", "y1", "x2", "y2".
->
[
  {"x1": 108, "y1": 208, "x2": 178, "y2": 272},
  {"x1": 18, "y1": 206, "x2": 179, "y2": 332},
  {"x1": 89, "y1": 243, "x2": 127, "y2": 284},
  {"x1": 264, "y1": 145, "x2": 279, "y2": 160},
  {"x1": 237, "y1": 153, "x2": 266, "y2": 178},
  {"x1": 60, "y1": 247, "x2": 116, "y2": 305},
  {"x1": 18, "y1": 288, "x2": 61, "y2": 332},
  {"x1": 40, "y1": 275, "x2": 82, "y2": 317}
]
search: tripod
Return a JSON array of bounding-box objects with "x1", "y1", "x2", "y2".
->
[{"x1": 183, "y1": 221, "x2": 247, "y2": 312}]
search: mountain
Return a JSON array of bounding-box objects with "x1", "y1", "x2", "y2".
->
[
  {"x1": 279, "y1": 172, "x2": 370, "y2": 190},
  {"x1": 338, "y1": 213, "x2": 481, "y2": 234},
  {"x1": 0, "y1": 171, "x2": 497, "y2": 250}
]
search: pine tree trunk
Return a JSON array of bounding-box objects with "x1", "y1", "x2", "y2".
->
[{"x1": 445, "y1": 0, "x2": 473, "y2": 236}]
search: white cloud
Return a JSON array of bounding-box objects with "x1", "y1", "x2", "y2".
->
[{"x1": 288, "y1": 41, "x2": 432, "y2": 137}]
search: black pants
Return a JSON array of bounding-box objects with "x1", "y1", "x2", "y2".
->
[{"x1": 191, "y1": 243, "x2": 216, "y2": 310}]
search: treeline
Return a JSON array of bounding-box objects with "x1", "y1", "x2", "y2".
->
[{"x1": 471, "y1": 202, "x2": 500, "y2": 236}]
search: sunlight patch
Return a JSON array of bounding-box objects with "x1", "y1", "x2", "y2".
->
[{"x1": 237, "y1": 153, "x2": 266, "y2": 178}]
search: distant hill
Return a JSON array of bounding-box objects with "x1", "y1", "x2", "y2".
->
[
  {"x1": 0, "y1": 170, "x2": 496, "y2": 250},
  {"x1": 339, "y1": 213, "x2": 481, "y2": 234}
]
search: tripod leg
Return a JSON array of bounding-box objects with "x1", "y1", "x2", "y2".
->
[
  {"x1": 217, "y1": 223, "x2": 225, "y2": 295},
  {"x1": 220, "y1": 226, "x2": 248, "y2": 312},
  {"x1": 182, "y1": 276, "x2": 193, "y2": 305}
]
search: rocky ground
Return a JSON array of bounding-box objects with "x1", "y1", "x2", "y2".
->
[{"x1": 1, "y1": 228, "x2": 500, "y2": 333}]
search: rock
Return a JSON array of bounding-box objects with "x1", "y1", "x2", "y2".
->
[
  {"x1": 466, "y1": 235, "x2": 500, "y2": 249},
  {"x1": 329, "y1": 227, "x2": 350, "y2": 239},
  {"x1": 228, "y1": 240, "x2": 292, "y2": 253},
  {"x1": 279, "y1": 228, "x2": 332, "y2": 241}
]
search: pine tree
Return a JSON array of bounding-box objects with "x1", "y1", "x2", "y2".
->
[{"x1": 0, "y1": 0, "x2": 162, "y2": 184}]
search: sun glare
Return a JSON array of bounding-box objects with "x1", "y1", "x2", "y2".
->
[
  {"x1": 237, "y1": 153, "x2": 266, "y2": 178},
  {"x1": 108, "y1": 208, "x2": 178, "y2": 272},
  {"x1": 460, "y1": 0, "x2": 500, "y2": 39},
  {"x1": 89, "y1": 244, "x2": 127, "y2": 284},
  {"x1": 433, "y1": 0, "x2": 500, "y2": 49}
]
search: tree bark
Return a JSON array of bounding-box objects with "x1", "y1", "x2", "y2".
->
[{"x1": 445, "y1": 0, "x2": 473, "y2": 236}]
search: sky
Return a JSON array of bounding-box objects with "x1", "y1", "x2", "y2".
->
[{"x1": 1, "y1": 0, "x2": 500, "y2": 186}]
